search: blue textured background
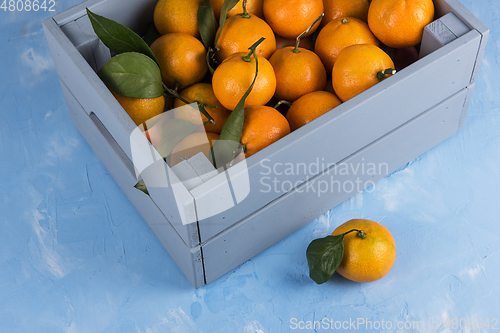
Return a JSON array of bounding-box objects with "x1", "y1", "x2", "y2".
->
[{"x1": 1, "y1": 1, "x2": 499, "y2": 332}]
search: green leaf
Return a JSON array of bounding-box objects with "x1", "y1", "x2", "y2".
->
[
  {"x1": 198, "y1": 0, "x2": 218, "y2": 50},
  {"x1": 214, "y1": 0, "x2": 239, "y2": 49},
  {"x1": 209, "y1": 37, "x2": 265, "y2": 168},
  {"x1": 161, "y1": 83, "x2": 215, "y2": 125},
  {"x1": 206, "y1": 47, "x2": 217, "y2": 74},
  {"x1": 87, "y1": 8, "x2": 159, "y2": 65},
  {"x1": 154, "y1": 118, "x2": 201, "y2": 159},
  {"x1": 98, "y1": 52, "x2": 163, "y2": 99},
  {"x1": 134, "y1": 180, "x2": 149, "y2": 195},
  {"x1": 144, "y1": 22, "x2": 162, "y2": 47},
  {"x1": 306, "y1": 234, "x2": 346, "y2": 284},
  {"x1": 197, "y1": 104, "x2": 215, "y2": 125}
]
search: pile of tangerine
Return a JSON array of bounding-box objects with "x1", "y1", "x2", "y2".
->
[{"x1": 119, "y1": 0, "x2": 435, "y2": 161}]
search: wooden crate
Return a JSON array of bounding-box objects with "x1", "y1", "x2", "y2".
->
[{"x1": 43, "y1": 0, "x2": 488, "y2": 288}]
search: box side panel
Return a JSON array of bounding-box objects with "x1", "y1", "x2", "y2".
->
[
  {"x1": 53, "y1": 0, "x2": 157, "y2": 36},
  {"x1": 195, "y1": 30, "x2": 481, "y2": 243},
  {"x1": 202, "y1": 88, "x2": 470, "y2": 284},
  {"x1": 437, "y1": 0, "x2": 489, "y2": 82},
  {"x1": 59, "y1": 17, "x2": 112, "y2": 73},
  {"x1": 43, "y1": 19, "x2": 200, "y2": 247},
  {"x1": 43, "y1": 19, "x2": 137, "y2": 147},
  {"x1": 437, "y1": 0, "x2": 489, "y2": 34},
  {"x1": 60, "y1": 79, "x2": 205, "y2": 288},
  {"x1": 458, "y1": 82, "x2": 475, "y2": 129},
  {"x1": 419, "y1": 13, "x2": 471, "y2": 58},
  {"x1": 60, "y1": 16, "x2": 97, "y2": 49}
]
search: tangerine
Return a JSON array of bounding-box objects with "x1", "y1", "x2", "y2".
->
[
  {"x1": 210, "y1": 0, "x2": 264, "y2": 21},
  {"x1": 331, "y1": 219, "x2": 396, "y2": 283},
  {"x1": 263, "y1": 0, "x2": 323, "y2": 39},
  {"x1": 110, "y1": 90, "x2": 165, "y2": 126},
  {"x1": 332, "y1": 44, "x2": 395, "y2": 102},
  {"x1": 212, "y1": 51, "x2": 276, "y2": 110},
  {"x1": 286, "y1": 91, "x2": 341, "y2": 131},
  {"x1": 150, "y1": 33, "x2": 208, "y2": 91},
  {"x1": 322, "y1": 0, "x2": 370, "y2": 26},
  {"x1": 269, "y1": 46, "x2": 326, "y2": 102},
  {"x1": 241, "y1": 105, "x2": 290, "y2": 157},
  {"x1": 368, "y1": 0, "x2": 435, "y2": 48},
  {"x1": 314, "y1": 17, "x2": 378, "y2": 74},
  {"x1": 173, "y1": 83, "x2": 231, "y2": 135},
  {"x1": 169, "y1": 132, "x2": 219, "y2": 166},
  {"x1": 153, "y1": 0, "x2": 202, "y2": 37},
  {"x1": 215, "y1": 14, "x2": 276, "y2": 63}
]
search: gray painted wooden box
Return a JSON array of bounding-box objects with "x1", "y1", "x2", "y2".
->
[{"x1": 43, "y1": 0, "x2": 488, "y2": 288}]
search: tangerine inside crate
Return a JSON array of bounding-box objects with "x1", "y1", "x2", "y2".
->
[{"x1": 43, "y1": 0, "x2": 488, "y2": 288}]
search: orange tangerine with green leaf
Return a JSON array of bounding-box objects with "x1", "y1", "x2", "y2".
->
[
  {"x1": 331, "y1": 219, "x2": 396, "y2": 283},
  {"x1": 307, "y1": 219, "x2": 396, "y2": 284},
  {"x1": 210, "y1": 37, "x2": 266, "y2": 168},
  {"x1": 212, "y1": 50, "x2": 276, "y2": 110}
]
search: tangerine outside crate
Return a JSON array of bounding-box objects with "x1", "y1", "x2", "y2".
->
[{"x1": 43, "y1": 0, "x2": 488, "y2": 288}]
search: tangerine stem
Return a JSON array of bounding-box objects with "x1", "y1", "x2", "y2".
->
[
  {"x1": 163, "y1": 83, "x2": 188, "y2": 104},
  {"x1": 243, "y1": 37, "x2": 266, "y2": 62},
  {"x1": 241, "y1": 0, "x2": 250, "y2": 18},
  {"x1": 200, "y1": 103, "x2": 217, "y2": 109},
  {"x1": 173, "y1": 82, "x2": 180, "y2": 93},
  {"x1": 377, "y1": 68, "x2": 396, "y2": 81},
  {"x1": 293, "y1": 13, "x2": 324, "y2": 53},
  {"x1": 273, "y1": 100, "x2": 292, "y2": 109},
  {"x1": 340, "y1": 228, "x2": 366, "y2": 239},
  {"x1": 163, "y1": 83, "x2": 215, "y2": 124},
  {"x1": 356, "y1": 230, "x2": 366, "y2": 239}
]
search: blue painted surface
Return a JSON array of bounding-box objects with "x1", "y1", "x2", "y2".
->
[{"x1": 1, "y1": 1, "x2": 499, "y2": 332}]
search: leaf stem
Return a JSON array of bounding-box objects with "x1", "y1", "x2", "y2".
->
[
  {"x1": 241, "y1": 0, "x2": 250, "y2": 18},
  {"x1": 243, "y1": 37, "x2": 266, "y2": 62},
  {"x1": 211, "y1": 37, "x2": 263, "y2": 168},
  {"x1": 163, "y1": 83, "x2": 186, "y2": 103},
  {"x1": 293, "y1": 13, "x2": 324, "y2": 53},
  {"x1": 341, "y1": 228, "x2": 366, "y2": 239},
  {"x1": 214, "y1": 0, "x2": 239, "y2": 50},
  {"x1": 163, "y1": 83, "x2": 215, "y2": 125},
  {"x1": 273, "y1": 100, "x2": 292, "y2": 109}
]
